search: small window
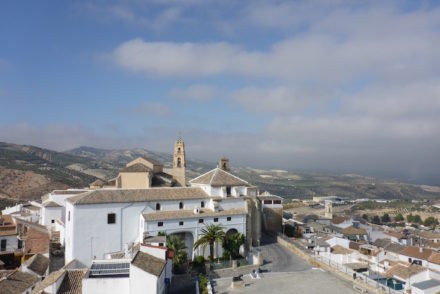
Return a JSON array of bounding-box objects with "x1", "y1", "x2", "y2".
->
[
  {"x1": 158, "y1": 222, "x2": 163, "y2": 227},
  {"x1": 68, "y1": 211, "x2": 70, "y2": 221},
  {"x1": 179, "y1": 221, "x2": 184, "y2": 226},
  {"x1": 159, "y1": 243, "x2": 164, "y2": 247},
  {"x1": 274, "y1": 200, "x2": 281, "y2": 204},
  {"x1": 51, "y1": 219, "x2": 55, "y2": 224},
  {"x1": 156, "y1": 203, "x2": 161, "y2": 211},
  {"x1": 107, "y1": 213, "x2": 116, "y2": 224},
  {"x1": 199, "y1": 219, "x2": 204, "y2": 224},
  {"x1": 179, "y1": 202, "x2": 183, "y2": 209},
  {"x1": 263, "y1": 200, "x2": 272, "y2": 204},
  {"x1": 214, "y1": 218, "x2": 218, "y2": 222},
  {"x1": 201, "y1": 201, "x2": 205, "y2": 208},
  {"x1": 227, "y1": 217, "x2": 231, "y2": 221},
  {"x1": 226, "y1": 187, "x2": 231, "y2": 196}
]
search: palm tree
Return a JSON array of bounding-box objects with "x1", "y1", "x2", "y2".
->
[
  {"x1": 166, "y1": 235, "x2": 187, "y2": 267},
  {"x1": 223, "y1": 232, "x2": 245, "y2": 259},
  {"x1": 193, "y1": 224, "x2": 226, "y2": 262}
]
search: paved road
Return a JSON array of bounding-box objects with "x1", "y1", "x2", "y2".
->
[{"x1": 258, "y1": 234, "x2": 311, "y2": 273}]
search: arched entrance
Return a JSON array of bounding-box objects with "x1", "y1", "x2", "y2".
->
[
  {"x1": 226, "y1": 228, "x2": 238, "y2": 238},
  {"x1": 169, "y1": 232, "x2": 194, "y2": 260}
]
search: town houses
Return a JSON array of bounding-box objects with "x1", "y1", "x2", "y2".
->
[{"x1": 0, "y1": 137, "x2": 282, "y2": 293}]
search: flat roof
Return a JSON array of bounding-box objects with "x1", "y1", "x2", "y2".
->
[
  {"x1": 412, "y1": 279, "x2": 440, "y2": 290},
  {"x1": 143, "y1": 208, "x2": 247, "y2": 221}
]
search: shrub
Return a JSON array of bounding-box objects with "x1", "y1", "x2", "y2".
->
[
  {"x1": 199, "y1": 273, "x2": 209, "y2": 294},
  {"x1": 196, "y1": 255, "x2": 205, "y2": 265}
]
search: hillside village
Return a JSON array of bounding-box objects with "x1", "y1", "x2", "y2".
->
[{"x1": 1, "y1": 138, "x2": 440, "y2": 293}]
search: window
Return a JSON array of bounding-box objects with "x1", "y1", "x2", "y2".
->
[
  {"x1": 159, "y1": 243, "x2": 164, "y2": 247},
  {"x1": 179, "y1": 202, "x2": 183, "y2": 209},
  {"x1": 274, "y1": 200, "x2": 281, "y2": 204},
  {"x1": 18, "y1": 239, "x2": 23, "y2": 249},
  {"x1": 1, "y1": 239, "x2": 6, "y2": 251},
  {"x1": 178, "y1": 147, "x2": 181, "y2": 153},
  {"x1": 227, "y1": 217, "x2": 231, "y2": 221},
  {"x1": 226, "y1": 187, "x2": 231, "y2": 196},
  {"x1": 51, "y1": 219, "x2": 55, "y2": 224},
  {"x1": 107, "y1": 213, "x2": 116, "y2": 224},
  {"x1": 156, "y1": 203, "x2": 161, "y2": 211},
  {"x1": 158, "y1": 222, "x2": 163, "y2": 227},
  {"x1": 199, "y1": 219, "x2": 204, "y2": 224},
  {"x1": 263, "y1": 200, "x2": 272, "y2": 204},
  {"x1": 201, "y1": 201, "x2": 205, "y2": 208},
  {"x1": 214, "y1": 218, "x2": 218, "y2": 222},
  {"x1": 179, "y1": 221, "x2": 184, "y2": 226},
  {"x1": 68, "y1": 211, "x2": 70, "y2": 221},
  {"x1": 177, "y1": 157, "x2": 181, "y2": 167}
]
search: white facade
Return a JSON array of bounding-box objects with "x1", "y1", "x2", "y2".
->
[
  {"x1": 0, "y1": 234, "x2": 18, "y2": 253},
  {"x1": 41, "y1": 206, "x2": 63, "y2": 227}
]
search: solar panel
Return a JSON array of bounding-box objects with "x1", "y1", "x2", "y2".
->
[{"x1": 89, "y1": 262, "x2": 130, "y2": 278}]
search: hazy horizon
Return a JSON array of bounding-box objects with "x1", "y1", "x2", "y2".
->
[{"x1": 1, "y1": 1, "x2": 439, "y2": 186}]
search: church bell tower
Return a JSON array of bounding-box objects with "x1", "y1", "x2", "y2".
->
[{"x1": 173, "y1": 135, "x2": 186, "y2": 186}]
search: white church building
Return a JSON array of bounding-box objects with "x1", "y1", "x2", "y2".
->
[{"x1": 57, "y1": 138, "x2": 265, "y2": 267}]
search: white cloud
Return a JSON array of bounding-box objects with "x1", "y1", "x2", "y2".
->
[{"x1": 168, "y1": 84, "x2": 217, "y2": 101}]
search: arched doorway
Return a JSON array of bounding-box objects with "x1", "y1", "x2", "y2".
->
[{"x1": 226, "y1": 228, "x2": 238, "y2": 238}]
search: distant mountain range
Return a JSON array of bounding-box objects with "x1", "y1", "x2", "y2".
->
[{"x1": 1, "y1": 142, "x2": 439, "y2": 210}]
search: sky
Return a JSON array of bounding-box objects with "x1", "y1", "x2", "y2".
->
[{"x1": 1, "y1": 1, "x2": 440, "y2": 184}]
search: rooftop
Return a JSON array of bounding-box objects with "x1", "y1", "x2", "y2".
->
[
  {"x1": 384, "y1": 263, "x2": 425, "y2": 279},
  {"x1": 412, "y1": 279, "x2": 440, "y2": 290},
  {"x1": 67, "y1": 187, "x2": 210, "y2": 205},
  {"x1": 58, "y1": 270, "x2": 87, "y2": 294},
  {"x1": 24, "y1": 253, "x2": 49, "y2": 276},
  {"x1": 142, "y1": 208, "x2": 247, "y2": 221},
  {"x1": 400, "y1": 246, "x2": 433, "y2": 260},
  {"x1": 190, "y1": 168, "x2": 249, "y2": 187},
  {"x1": 121, "y1": 163, "x2": 152, "y2": 173},
  {"x1": 0, "y1": 270, "x2": 39, "y2": 294},
  {"x1": 131, "y1": 251, "x2": 166, "y2": 277}
]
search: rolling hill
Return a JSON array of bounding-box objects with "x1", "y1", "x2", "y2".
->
[{"x1": 1, "y1": 142, "x2": 440, "y2": 210}]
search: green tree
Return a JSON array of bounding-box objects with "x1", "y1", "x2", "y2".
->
[
  {"x1": 424, "y1": 216, "x2": 439, "y2": 227},
  {"x1": 372, "y1": 215, "x2": 381, "y2": 224},
  {"x1": 381, "y1": 213, "x2": 391, "y2": 223},
  {"x1": 394, "y1": 213, "x2": 404, "y2": 222},
  {"x1": 223, "y1": 232, "x2": 245, "y2": 259},
  {"x1": 166, "y1": 235, "x2": 187, "y2": 267},
  {"x1": 194, "y1": 224, "x2": 226, "y2": 262},
  {"x1": 407, "y1": 214, "x2": 414, "y2": 223},
  {"x1": 413, "y1": 214, "x2": 422, "y2": 224},
  {"x1": 362, "y1": 214, "x2": 369, "y2": 221}
]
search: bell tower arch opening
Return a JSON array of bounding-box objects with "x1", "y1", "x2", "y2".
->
[{"x1": 173, "y1": 135, "x2": 186, "y2": 186}]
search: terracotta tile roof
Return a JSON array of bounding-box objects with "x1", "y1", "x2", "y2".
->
[
  {"x1": 190, "y1": 168, "x2": 249, "y2": 187},
  {"x1": 57, "y1": 270, "x2": 87, "y2": 294},
  {"x1": 89, "y1": 179, "x2": 104, "y2": 186},
  {"x1": 131, "y1": 251, "x2": 166, "y2": 277},
  {"x1": 31, "y1": 269, "x2": 66, "y2": 294},
  {"x1": 372, "y1": 238, "x2": 391, "y2": 248},
  {"x1": 120, "y1": 163, "x2": 152, "y2": 173},
  {"x1": 42, "y1": 201, "x2": 62, "y2": 207},
  {"x1": 349, "y1": 242, "x2": 360, "y2": 250},
  {"x1": 332, "y1": 216, "x2": 348, "y2": 225},
  {"x1": 428, "y1": 252, "x2": 440, "y2": 265},
  {"x1": 385, "y1": 231, "x2": 404, "y2": 239},
  {"x1": 143, "y1": 208, "x2": 247, "y2": 221},
  {"x1": 331, "y1": 245, "x2": 353, "y2": 255},
  {"x1": 0, "y1": 270, "x2": 39, "y2": 294},
  {"x1": 417, "y1": 230, "x2": 440, "y2": 239},
  {"x1": 342, "y1": 226, "x2": 367, "y2": 235},
  {"x1": 25, "y1": 254, "x2": 49, "y2": 276},
  {"x1": 400, "y1": 246, "x2": 433, "y2": 260},
  {"x1": 0, "y1": 215, "x2": 17, "y2": 237},
  {"x1": 384, "y1": 263, "x2": 425, "y2": 279},
  {"x1": 68, "y1": 187, "x2": 210, "y2": 205},
  {"x1": 384, "y1": 243, "x2": 406, "y2": 254}
]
